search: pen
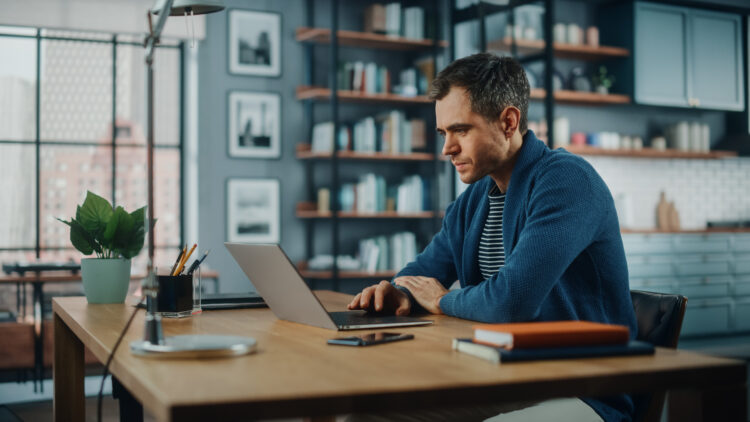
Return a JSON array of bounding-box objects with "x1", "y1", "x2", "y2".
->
[
  {"x1": 174, "y1": 243, "x2": 197, "y2": 276},
  {"x1": 187, "y1": 249, "x2": 211, "y2": 275},
  {"x1": 170, "y1": 245, "x2": 186, "y2": 275}
]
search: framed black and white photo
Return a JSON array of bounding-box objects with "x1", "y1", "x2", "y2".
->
[
  {"x1": 227, "y1": 178, "x2": 280, "y2": 243},
  {"x1": 228, "y1": 9, "x2": 281, "y2": 77},
  {"x1": 228, "y1": 91, "x2": 280, "y2": 158}
]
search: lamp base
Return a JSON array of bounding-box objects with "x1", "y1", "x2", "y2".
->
[{"x1": 130, "y1": 335, "x2": 256, "y2": 358}]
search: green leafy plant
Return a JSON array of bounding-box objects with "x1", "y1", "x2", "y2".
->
[
  {"x1": 592, "y1": 66, "x2": 616, "y2": 90},
  {"x1": 57, "y1": 191, "x2": 149, "y2": 259}
]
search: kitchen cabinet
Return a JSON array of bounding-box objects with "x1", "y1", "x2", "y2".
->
[{"x1": 602, "y1": 2, "x2": 745, "y2": 111}]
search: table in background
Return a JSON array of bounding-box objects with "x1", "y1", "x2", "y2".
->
[{"x1": 53, "y1": 292, "x2": 746, "y2": 422}]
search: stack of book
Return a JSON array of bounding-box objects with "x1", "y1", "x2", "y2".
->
[
  {"x1": 358, "y1": 231, "x2": 417, "y2": 272},
  {"x1": 311, "y1": 113, "x2": 426, "y2": 154},
  {"x1": 338, "y1": 174, "x2": 428, "y2": 214},
  {"x1": 453, "y1": 321, "x2": 654, "y2": 364}
]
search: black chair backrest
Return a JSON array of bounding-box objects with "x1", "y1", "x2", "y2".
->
[
  {"x1": 630, "y1": 289, "x2": 688, "y2": 348},
  {"x1": 630, "y1": 289, "x2": 688, "y2": 422}
]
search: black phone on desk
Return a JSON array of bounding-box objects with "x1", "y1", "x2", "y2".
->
[{"x1": 327, "y1": 332, "x2": 414, "y2": 346}]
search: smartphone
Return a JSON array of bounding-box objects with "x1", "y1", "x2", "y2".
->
[{"x1": 327, "y1": 332, "x2": 414, "y2": 347}]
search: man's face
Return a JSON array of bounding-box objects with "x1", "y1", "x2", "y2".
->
[{"x1": 436, "y1": 87, "x2": 510, "y2": 185}]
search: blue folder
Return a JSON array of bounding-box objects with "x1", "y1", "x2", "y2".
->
[{"x1": 453, "y1": 339, "x2": 655, "y2": 363}]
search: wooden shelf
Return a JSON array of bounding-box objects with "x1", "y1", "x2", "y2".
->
[
  {"x1": 487, "y1": 37, "x2": 629, "y2": 60},
  {"x1": 296, "y1": 27, "x2": 448, "y2": 50},
  {"x1": 296, "y1": 86, "x2": 432, "y2": 104},
  {"x1": 297, "y1": 210, "x2": 435, "y2": 219},
  {"x1": 562, "y1": 144, "x2": 737, "y2": 159},
  {"x1": 296, "y1": 149, "x2": 435, "y2": 162},
  {"x1": 297, "y1": 262, "x2": 397, "y2": 280},
  {"x1": 530, "y1": 88, "x2": 631, "y2": 105}
]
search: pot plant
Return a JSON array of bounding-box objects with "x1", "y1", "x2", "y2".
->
[
  {"x1": 58, "y1": 191, "x2": 148, "y2": 304},
  {"x1": 592, "y1": 65, "x2": 615, "y2": 95}
]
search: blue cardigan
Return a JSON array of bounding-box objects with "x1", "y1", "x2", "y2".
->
[{"x1": 395, "y1": 131, "x2": 638, "y2": 422}]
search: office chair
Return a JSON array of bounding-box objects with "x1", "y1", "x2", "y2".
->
[{"x1": 629, "y1": 289, "x2": 688, "y2": 422}]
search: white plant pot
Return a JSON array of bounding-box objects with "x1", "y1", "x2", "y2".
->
[
  {"x1": 81, "y1": 258, "x2": 131, "y2": 304},
  {"x1": 596, "y1": 85, "x2": 609, "y2": 95}
]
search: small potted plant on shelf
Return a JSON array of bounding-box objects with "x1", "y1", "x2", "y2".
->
[
  {"x1": 592, "y1": 66, "x2": 615, "y2": 95},
  {"x1": 58, "y1": 191, "x2": 149, "y2": 304}
]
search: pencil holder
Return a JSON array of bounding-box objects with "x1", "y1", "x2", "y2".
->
[{"x1": 156, "y1": 268, "x2": 202, "y2": 318}]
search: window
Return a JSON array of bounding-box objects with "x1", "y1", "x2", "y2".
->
[{"x1": 0, "y1": 27, "x2": 184, "y2": 271}]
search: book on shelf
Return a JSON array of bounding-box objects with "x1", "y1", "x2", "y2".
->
[
  {"x1": 336, "y1": 174, "x2": 428, "y2": 214},
  {"x1": 452, "y1": 339, "x2": 654, "y2": 364},
  {"x1": 338, "y1": 61, "x2": 391, "y2": 94},
  {"x1": 364, "y1": 4, "x2": 387, "y2": 34},
  {"x1": 385, "y1": 3, "x2": 401, "y2": 37},
  {"x1": 359, "y1": 231, "x2": 417, "y2": 272},
  {"x1": 310, "y1": 113, "x2": 426, "y2": 154},
  {"x1": 473, "y1": 320, "x2": 630, "y2": 349}
]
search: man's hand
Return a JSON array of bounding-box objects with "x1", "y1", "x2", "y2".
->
[
  {"x1": 394, "y1": 276, "x2": 448, "y2": 314},
  {"x1": 347, "y1": 280, "x2": 411, "y2": 316}
]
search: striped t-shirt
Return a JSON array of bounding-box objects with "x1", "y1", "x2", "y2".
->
[{"x1": 478, "y1": 185, "x2": 506, "y2": 280}]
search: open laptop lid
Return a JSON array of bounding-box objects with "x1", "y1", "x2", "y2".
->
[{"x1": 225, "y1": 243, "x2": 338, "y2": 330}]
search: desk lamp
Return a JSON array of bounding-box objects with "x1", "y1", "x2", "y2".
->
[{"x1": 130, "y1": 0, "x2": 256, "y2": 358}]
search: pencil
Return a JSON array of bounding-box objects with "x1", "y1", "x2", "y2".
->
[
  {"x1": 170, "y1": 245, "x2": 186, "y2": 275},
  {"x1": 174, "y1": 243, "x2": 197, "y2": 276}
]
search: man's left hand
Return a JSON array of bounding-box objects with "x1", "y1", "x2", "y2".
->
[{"x1": 394, "y1": 276, "x2": 448, "y2": 314}]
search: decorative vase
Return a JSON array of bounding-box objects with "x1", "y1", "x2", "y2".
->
[{"x1": 81, "y1": 258, "x2": 132, "y2": 304}]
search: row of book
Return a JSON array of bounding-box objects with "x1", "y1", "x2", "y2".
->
[
  {"x1": 358, "y1": 231, "x2": 418, "y2": 272},
  {"x1": 364, "y1": 3, "x2": 429, "y2": 40},
  {"x1": 339, "y1": 174, "x2": 429, "y2": 214},
  {"x1": 336, "y1": 58, "x2": 436, "y2": 96},
  {"x1": 311, "y1": 112, "x2": 426, "y2": 154}
]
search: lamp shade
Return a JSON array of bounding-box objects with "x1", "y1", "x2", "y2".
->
[{"x1": 151, "y1": 0, "x2": 225, "y2": 16}]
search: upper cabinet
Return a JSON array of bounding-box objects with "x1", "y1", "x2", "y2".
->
[
  {"x1": 634, "y1": 3, "x2": 689, "y2": 107},
  {"x1": 602, "y1": 2, "x2": 744, "y2": 111},
  {"x1": 688, "y1": 10, "x2": 744, "y2": 110}
]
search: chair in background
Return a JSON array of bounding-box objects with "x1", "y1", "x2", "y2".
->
[{"x1": 629, "y1": 289, "x2": 688, "y2": 422}]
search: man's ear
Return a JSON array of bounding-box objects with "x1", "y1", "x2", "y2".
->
[{"x1": 500, "y1": 106, "x2": 521, "y2": 139}]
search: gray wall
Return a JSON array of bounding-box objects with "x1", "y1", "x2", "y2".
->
[{"x1": 198, "y1": 0, "x2": 307, "y2": 293}]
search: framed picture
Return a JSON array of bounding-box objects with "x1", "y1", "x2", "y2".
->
[
  {"x1": 228, "y1": 91, "x2": 281, "y2": 159},
  {"x1": 228, "y1": 9, "x2": 281, "y2": 77},
  {"x1": 226, "y1": 178, "x2": 280, "y2": 243}
]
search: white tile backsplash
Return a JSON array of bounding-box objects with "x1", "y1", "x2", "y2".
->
[{"x1": 584, "y1": 156, "x2": 750, "y2": 229}]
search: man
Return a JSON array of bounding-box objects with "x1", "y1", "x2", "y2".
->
[{"x1": 347, "y1": 53, "x2": 637, "y2": 422}]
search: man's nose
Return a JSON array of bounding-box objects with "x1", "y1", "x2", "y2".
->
[{"x1": 442, "y1": 135, "x2": 458, "y2": 157}]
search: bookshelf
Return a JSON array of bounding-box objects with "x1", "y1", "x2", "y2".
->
[
  {"x1": 298, "y1": 0, "x2": 448, "y2": 289},
  {"x1": 452, "y1": 0, "x2": 633, "y2": 145}
]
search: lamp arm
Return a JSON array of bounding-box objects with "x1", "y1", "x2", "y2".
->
[{"x1": 145, "y1": 0, "x2": 175, "y2": 65}]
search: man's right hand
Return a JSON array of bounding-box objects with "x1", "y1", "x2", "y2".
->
[{"x1": 347, "y1": 280, "x2": 411, "y2": 316}]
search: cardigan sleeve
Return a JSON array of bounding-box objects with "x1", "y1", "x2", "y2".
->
[
  {"x1": 393, "y1": 201, "x2": 459, "y2": 289},
  {"x1": 439, "y1": 161, "x2": 609, "y2": 322}
]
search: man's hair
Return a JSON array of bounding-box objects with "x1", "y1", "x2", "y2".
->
[{"x1": 429, "y1": 53, "x2": 529, "y2": 134}]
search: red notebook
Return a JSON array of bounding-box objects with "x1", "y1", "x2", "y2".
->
[{"x1": 472, "y1": 321, "x2": 630, "y2": 349}]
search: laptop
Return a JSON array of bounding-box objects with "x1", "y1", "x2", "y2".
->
[{"x1": 225, "y1": 243, "x2": 433, "y2": 330}]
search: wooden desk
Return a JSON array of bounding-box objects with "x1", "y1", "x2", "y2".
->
[{"x1": 53, "y1": 292, "x2": 746, "y2": 422}]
